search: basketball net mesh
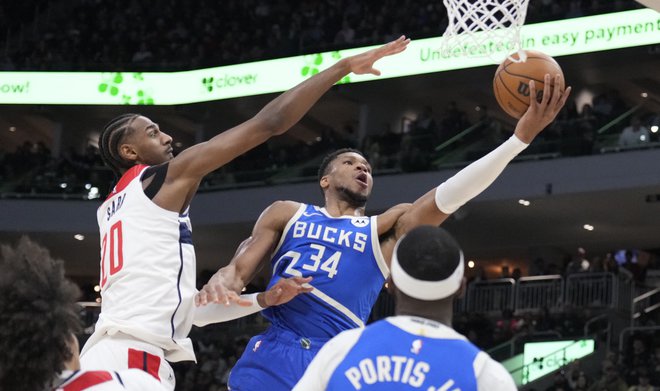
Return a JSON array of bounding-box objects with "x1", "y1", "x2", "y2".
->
[{"x1": 441, "y1": 0, "x2": 530, "y2": 63}]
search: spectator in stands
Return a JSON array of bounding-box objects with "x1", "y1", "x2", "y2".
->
[
  {"x1": 530, "y1": 257, "x2": 548, "y2": 276},
  {"x1": 626, "y1": 367, "x2": 656, "y2": 391},
  {"x1": 619, "y1": 116, "x2": 651, "y2": 148},
  {"x1": 621, "y1": 250, "x2": 646, "y2": 283},
  {"x1": 625, "y1": 337, "x2": 652, "y2": 377},
  {"x1": 439, "y1": 100, "x2": 469, "y2": 141},
  {"x1": 546, "y1": 370, "x2": 573, "y2": 391},
  {"x1": 573, "y1": 371, "x2": 592, "y2": 391},
  {"x1": 588, "y1": 359, "x2": 628, "y2": 391},
  {"x1": 567, "y1": 247, "x2": 590, "y2": 274}
]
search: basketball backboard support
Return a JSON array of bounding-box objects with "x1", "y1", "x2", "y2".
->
[{"x1": 635, "y1": 0, "x2": 660, "y2": 12}]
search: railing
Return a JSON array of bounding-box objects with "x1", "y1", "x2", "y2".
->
[
  {"x1": 632, "y1": 286, "x2": 660, "y2": 323},
  {"x1": 618, "y1": 325, "x2": 660, "y2": 353},
  {"x1": 516, "y1": 275, "x2": 563, "y2": 312},
  {"x1": 455, "y1": 272, "x2": 628, "y2": 315},
  {"x1": 465, "y1": 278, "x2": 516, "y2": 314},
  {"x1": 565, "y1": 272, "x2": 616, "y2": 309}
]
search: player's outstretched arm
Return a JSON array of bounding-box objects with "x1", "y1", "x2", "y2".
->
[
  {"x1": 385, "y1": 75, "x2": 571, "y2": 254},
  {"x1": 195, "y1": 200, "x2": 301, "y2": 306},
  {"x1": 193, "y1": 276, "x2": 312, "y2": 326},
  {"x1": 167, "y1": 36, "x2": 410, "y2": 185}
]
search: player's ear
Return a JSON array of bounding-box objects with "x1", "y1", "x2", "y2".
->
[
  {"x1": 119, "y1": 143, "x2": 138, "y2": 162},
  {"x1": 320, "y1": 175, "x2": 330, "y2": 191}
]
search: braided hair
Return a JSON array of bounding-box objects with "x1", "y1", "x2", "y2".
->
[{"x1": 99, "y1": 113, "x2": 140, "y2": 177}]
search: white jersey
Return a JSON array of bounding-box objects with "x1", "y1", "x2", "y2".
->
[
  {"x1": 82, "y1": 165, "x2": 197, "y2": 362},
  {"x1": 55, "y1": 369, "x2": 167, "y2": 390},
  {"x1": 293, "y1": 316, "x2": 517, "y2": 391}
]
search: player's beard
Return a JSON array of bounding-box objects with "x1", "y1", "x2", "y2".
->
[{"x1": 338, "y1": 186, "x2": 368, "y2": 208}]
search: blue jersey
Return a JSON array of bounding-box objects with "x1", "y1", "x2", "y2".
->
[
  {"x1": 262, "y1": 204, "x2": 388, "y2": 338},
  {"x1": 327, "y1": 318, "x2": 480, "y2": 390}
]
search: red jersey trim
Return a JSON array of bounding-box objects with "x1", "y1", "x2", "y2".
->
[
  {"x1": 106, "y1": 165, "x2": 149, "y2": 201},
  {"x1": 59, "y1": 371, "x2": 113, "y2": 391}
]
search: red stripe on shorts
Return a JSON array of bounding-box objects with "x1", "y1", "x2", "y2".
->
[
  {"x1": 128, "y1": 348, "x2": 161, "y2": 380},
  {"x1": 61, "y1": 371, "x2": 113, "y2": 391}
]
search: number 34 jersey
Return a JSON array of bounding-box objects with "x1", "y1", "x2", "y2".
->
[
  {"x1": 82, "y1": 165, "x2": 197, "y2": 362},
  {"x1": 263, "y1": 204, "x2": 389, "y2": 338}
]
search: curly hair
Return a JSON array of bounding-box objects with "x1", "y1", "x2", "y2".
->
[
  {"x1": 0, "y1": 237, "x2": 82, "y2": 391},
  {"x1": 99, "y1": 113, "x2": 141, "y2": 177}
]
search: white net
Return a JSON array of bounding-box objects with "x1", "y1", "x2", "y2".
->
[{"x1": 441, "y1": 0, "x2": 530, "y2": 63}]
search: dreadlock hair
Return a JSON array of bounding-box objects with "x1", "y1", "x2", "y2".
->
[
  {"x1": 317, "y1": 148, "x2": 365, "y2": 185},
  {"x1": 396, "y1": 225, "x2": 462, "y2": 282},
  {"x1": 0, "y1": 237, "x2": 82, "y2": 391},
  {"x1": 99, "y1": 113, "x2": 141, "y2": 177}
]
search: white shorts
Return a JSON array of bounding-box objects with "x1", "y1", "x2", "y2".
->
[{"x1": 80, "y1": 331, "x2": 176, "y2": 391}]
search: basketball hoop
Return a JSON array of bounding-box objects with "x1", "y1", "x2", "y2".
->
[{"x1": 441, "y1": 0, "x2": 530, "y2": 63}]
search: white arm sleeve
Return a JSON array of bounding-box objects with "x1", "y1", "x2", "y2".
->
[
  {"x1": 435, "y1": 135, "x2": 528, "y2": 214},
  {"x1": 293, "y1": 329, "x2": 364, "y2": 391},
  {"x1": 192, "y1": 293, "x2": 264, "y2": 327},
  {"x1": 474, "y1": 352, "x2": 518, "y2": 391}
]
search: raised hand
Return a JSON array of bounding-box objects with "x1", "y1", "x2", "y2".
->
[
  {"x1": 345, "y1": 35, "x2": 410, "y2": 76},
  {"x1": 257, "y1": 276, "x2": 314, "y2": 307},
  {"x1": 515, "y1": 74, "x2": 572, "y2": 144}
]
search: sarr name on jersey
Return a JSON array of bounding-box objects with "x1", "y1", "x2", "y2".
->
[{"x1": 106, "y1": 194, "x2": 127, "y2": 221}]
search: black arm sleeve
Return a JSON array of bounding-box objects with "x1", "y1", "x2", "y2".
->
[{"x1": 141, "y1": 163, "x2": 169, "y2": 200}]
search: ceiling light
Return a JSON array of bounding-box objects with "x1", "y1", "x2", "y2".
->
[
  {"x1": 651, "y1": 125, "x2": 658, "y2": 133},
  {"x1": 467, "y1": 260, "x2": 475, "y2": 268},
  {"x1": 94, "y1": 285, "x2": 101, "y2": 292},
  {"x1": 518, "y1": 199, "x2": 530, "y2": 206},
  {"x1": 583, "y1": 224, "x2": 594, "y2": 231},
  {"x1": 8, "y1": 126, "x2": 16, "y2": 132},
  {"x1": 74, "y1": 234, "x2": 85, "y2": 241},
  {"x1": 641, "y1": 92, "x2": 648, "y2": 98}
]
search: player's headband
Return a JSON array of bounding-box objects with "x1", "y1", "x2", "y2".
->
[{"x1": 390, "y1": 234, "x2": 464, "y2": 301}]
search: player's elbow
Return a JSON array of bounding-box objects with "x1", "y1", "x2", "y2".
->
[{"x1": 256, "y1": 110, "x2": 287, "y2": 136}]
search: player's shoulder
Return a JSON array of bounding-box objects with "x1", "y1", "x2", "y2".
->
[
  {"x1": 259, "y1": 200, "x2": 303, "y2": 226},
  {"x1": 474, "y1": 351, "x2": 517, "y2": 391},
  {"x1": 267, "y1": 200, "x2": 303, "y2": 216}
]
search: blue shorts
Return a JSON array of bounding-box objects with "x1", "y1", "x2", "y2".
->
[{"x1": 228, "y1": 326, "x2": 331, "y2": 391}]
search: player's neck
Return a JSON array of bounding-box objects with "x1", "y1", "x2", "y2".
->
[
  {"x1": 396, "y1": 301, "x2": 453, "y2": 327},
  {"x1": 324, "y1": 199, "x2": 366, "y2": 217}
]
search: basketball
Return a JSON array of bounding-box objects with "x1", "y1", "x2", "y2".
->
[{"x1": 493, "y1": 50, "x2": 565, "y2": 119}]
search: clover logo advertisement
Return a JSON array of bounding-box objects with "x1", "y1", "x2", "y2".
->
[
  {"x1": 301, "y1": 51, "x2": 351, "y2": 84},
  {"x1": 97, "y1": 72, "x2": 154, "y2": 105},
  {"x1": 200, "y1": 73, "x2": 258, "y2": 93}
]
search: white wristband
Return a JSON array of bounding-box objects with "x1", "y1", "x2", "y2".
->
[
  {"x1": 435, "y1": 135, "x2": 528, "y2": 214},
  {"x1": 249, "y1": 292, "x2": 265, "y2": 309}
]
